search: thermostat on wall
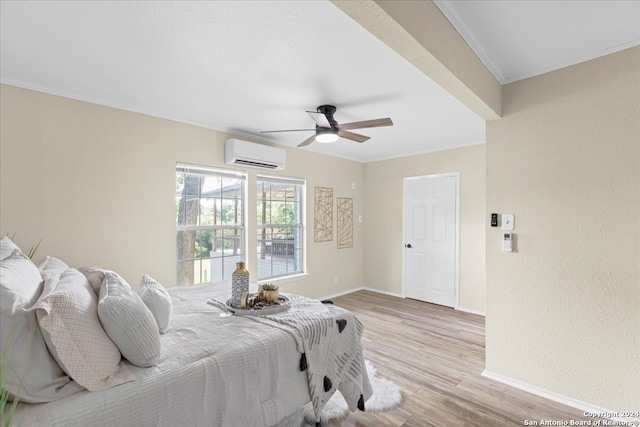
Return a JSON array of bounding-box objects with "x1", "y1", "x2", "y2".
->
[{"x1": 501, "y1": 214, "x2": 514, "y2": 230}]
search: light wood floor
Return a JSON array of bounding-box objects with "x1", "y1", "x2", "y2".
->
[{"x1": 328, "y1": 290, "x2": 592, "y2": 427}]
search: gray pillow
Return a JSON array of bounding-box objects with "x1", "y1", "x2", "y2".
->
[
  {"x1": 0, "y1": 250, "x2": 82, "y2": 403},
  {"x1": 98, "y1": 272, "x2": 161, "y2": 367}
]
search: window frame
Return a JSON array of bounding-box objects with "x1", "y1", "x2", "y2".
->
[
  {"x1": 175, "y1": 162, "x2": 247, "y2": 286},
  {"x1": 256, "y1": 174, "x2": 306, "y2": 282}
]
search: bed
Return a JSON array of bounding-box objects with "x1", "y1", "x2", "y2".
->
[{"x1": 5, "y1": 281, "x2": 371, "y2": 427}]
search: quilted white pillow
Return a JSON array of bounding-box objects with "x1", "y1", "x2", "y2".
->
[
  {"x1": 0, "y1": 250, "x2": 82, "y2": 403},
  {"x1": 98, "y1": 272, "x2": 161, "y2": 367},
  {"x1": 33, "y1": 268, "x2": 135, "y2": 391},
  {"x1": 139, "y1": 275, "x2": 173, "y2": 334}
]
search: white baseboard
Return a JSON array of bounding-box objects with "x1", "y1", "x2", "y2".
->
[
  {"x1": 319, "y1": 287, "x2": 364, "y2": 301},
  {"x1": 456, "y1": 306, "x2": 486, "y2": 316},
  {"x1": 319, "y1": 286, "x2": 405, "y2": 301},
  {"x1": 482, "y1": 370, "x2": 635, "y2": 422},
  {"x1": 362, "y1": 287, "x2": 405, "y2": 299},
  {"x1": 352, "y1": 288, "x2": 485, "y2": 311}
]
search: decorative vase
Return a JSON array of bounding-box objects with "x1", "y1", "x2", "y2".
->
[{"x1": 231, "y1": 261, "x2": 249, "y2": 308}]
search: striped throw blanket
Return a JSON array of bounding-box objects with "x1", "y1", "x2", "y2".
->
[{"x1": 248, "y1": 294, "x2": 372, "y2": 421}]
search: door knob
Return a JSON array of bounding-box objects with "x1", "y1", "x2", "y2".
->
[{"x1": 405, "y1": 244, "x2": 412, "y2": 248}]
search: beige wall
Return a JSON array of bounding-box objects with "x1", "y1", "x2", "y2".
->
[
  {"x1": 0, "y1": 84, "x2": 364, "y2": 299},
  {"x1": 486, "y1": 46, "x2": 640, "y2": 410},
  {"x1": 363, "y1": 144, "x2": 486, "y2": 313}
]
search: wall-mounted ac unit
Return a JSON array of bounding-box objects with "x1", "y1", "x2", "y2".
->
[{"x1": 224, "y1": 138, "x2": 286, "y2": 170}]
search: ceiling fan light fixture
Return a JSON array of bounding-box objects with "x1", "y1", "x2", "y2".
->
[
  {"x1": 315, "y1": 128, "x2": 339, "y2": 143},
  {"x1": 263, "y1": 104, "x2": 393, "y2": 147}
]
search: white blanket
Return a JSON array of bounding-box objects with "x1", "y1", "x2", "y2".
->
[
  {"x1": 9, "y1": 283, "x2": 331, "y2": 427},
  {"x1": 249, "y1": 295, "x2": 372, "y2": 420}
]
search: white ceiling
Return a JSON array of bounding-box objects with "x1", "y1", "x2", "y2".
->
[
  {"x1": 1, "y1": 1, "x2": 638, "y2": 163},
  {"x1": 434, "y1": 0, "x2": 640, "y2": 84}
]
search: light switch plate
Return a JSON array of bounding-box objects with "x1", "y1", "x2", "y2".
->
[{"x1": 502, "y1": 214, "x2": 515, "y2": 230}]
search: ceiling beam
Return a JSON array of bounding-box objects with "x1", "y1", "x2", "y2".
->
[{"x1": 332, "y1": 0, "x2": 502, "y2": 121}]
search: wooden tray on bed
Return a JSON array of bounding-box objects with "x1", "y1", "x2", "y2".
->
[{"x1": 222, "y1": 294, "x2": 290, "y2": 316}]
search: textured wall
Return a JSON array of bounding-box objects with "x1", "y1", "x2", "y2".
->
[
  {"x1": 0, "y1": 84, "x2": 364, "y2": 298},
  {"x1": 363, "y1": 143, "x2": 486, "y2": 313},
  {"x1": 485, "y1": 46, "x2": 640, "y2": 410}
]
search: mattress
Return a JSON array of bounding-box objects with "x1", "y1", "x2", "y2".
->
[{"x1": 9, "y1": 283, "x2": 312, "y2": 427}]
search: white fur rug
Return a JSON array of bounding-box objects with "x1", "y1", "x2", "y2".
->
[{"x1": 277, "y1": 360, "x2": 403, "y2": 426}]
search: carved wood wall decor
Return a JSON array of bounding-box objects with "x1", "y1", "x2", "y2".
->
[
  {"x1": 337, "y1": 197, "x2": 353, "y2": 249},
  {"x1": 314, "y1": 187, "x2": 333, "y2": 242}
]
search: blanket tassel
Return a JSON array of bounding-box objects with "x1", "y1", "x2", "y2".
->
[
  {"x1": 357, "y1": 394, "x2": 365, "y2": 412},
  {"x1": 299, "y1": 353, "x2": 307, "y2": 371},
  {"x1": 323, "y1": 376, "x2": 333, "y2": 392}
]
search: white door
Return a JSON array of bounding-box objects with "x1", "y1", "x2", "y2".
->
[{"x1": 403, "y1": 173, "x2": 458, "y2": 307}]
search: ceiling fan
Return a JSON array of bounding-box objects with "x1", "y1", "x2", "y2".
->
[{"x1": 261, "y1": 105, "x2": 393, "y2": 147}]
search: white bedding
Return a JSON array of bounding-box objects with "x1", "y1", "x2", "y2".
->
[
  {"x1": 250, "y1": 295, "x2": 372, "y2": 418},
  {"x1": 10, "y1": 283, "x2": 318, "y2": 427}
]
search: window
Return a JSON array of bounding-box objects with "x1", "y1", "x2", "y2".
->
[
  {"x1": 176, "y1": 163, "x2": 246, "y2": 286},
  {"x1": 257, "y1": 175, "x2": 305, "y2": 280}
]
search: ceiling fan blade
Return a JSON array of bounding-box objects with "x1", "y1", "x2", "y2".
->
[
  {"x1": 338, "y1": 130, "x2": 370, "y2": 143},
  {"x1": 338, "y1": 118, "x2": 393, "y2": 131},
  {"x1": 306, "y1": 111, "x2": 331, "y2": 128},
  {"x1": 297, "y1": 134, "x2": 316, "y2": 147},
  {"x1": 261, "y1": 128, "x2": 315, "y2": 133}
]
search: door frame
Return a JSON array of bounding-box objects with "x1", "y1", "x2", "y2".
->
[{"x1": 401, "y1": 171, "x2": 461, "y2": 309}]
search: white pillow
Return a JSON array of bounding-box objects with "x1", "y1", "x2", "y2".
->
[
  {"x1": 139, "y1": 275, "x2": 173, "y2": 334},
  {"x1": 0, "y1": 236, "x2": 20, "y2": 260},
  {"x1": 78, "y1": 266, "x2": 106, "y2": 296},
  {"x1": 37, "y1": 256, "x2": 70, "y2": 280},
  {"x1": 0, "y1": 250, "x2": 82, "y2": 403},
  {"x1": 98, "y1": 272, "x2": 161, "y2": 367},
  {"x1": 33, "y1": 268, "x2": 135, "y2": 391}
]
